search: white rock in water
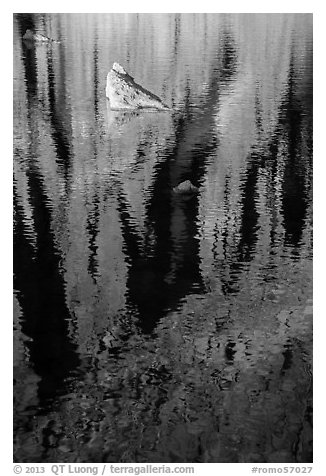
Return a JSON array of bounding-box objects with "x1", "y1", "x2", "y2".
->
[
  {"x1": 106, "y1": 63, "x2": 170, "y2": 110},
  {"x1": 23, "y1": 29, "x2": 60, "y2": 43},
  {"x1": 173, "y1": 180, "x2": 199, "y2": 194}
]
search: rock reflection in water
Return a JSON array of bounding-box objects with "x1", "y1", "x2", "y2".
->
[{"x1": 13, "y1": 13, "x2": 312, "y2": 463}]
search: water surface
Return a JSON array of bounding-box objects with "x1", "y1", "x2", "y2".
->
[{"x1": 13, "y1": 13, "x2": 313, "y2": 463}]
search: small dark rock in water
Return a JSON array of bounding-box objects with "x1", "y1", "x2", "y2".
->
[
  {"x1": 173, "y1": 180, "x2": 199, "y2": 194},
  {"x1": 23, "y1": 29, "x2": 60, "y2": 43},
  {"x1": 106, "y1": 62, "x2": 170, "y2": 110}
]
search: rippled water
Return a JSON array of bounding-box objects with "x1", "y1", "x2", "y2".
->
[{"x1": 13, "y1": 13, "x2": 313, "y2": 463}]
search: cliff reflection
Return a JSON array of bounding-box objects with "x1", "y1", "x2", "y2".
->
[
  {"x1": 14, "y1": 15, "x2": 80, "y2": 410},
  {"x1": 13, "y1": 13, "x2": 312, "y2": 463},
  {"x1": 198, "y1": 14, "x2": 312, "y2": 298},
  {"x1": 280, "y1": 57, "x2": 312, "y2": 247},
  {"x1": 14, "y1": 171, "x2": 80, "y2": 405}
]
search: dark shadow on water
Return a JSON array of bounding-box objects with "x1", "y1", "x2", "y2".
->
[
  {"x1": 116, "y1": 167, "x2": 204, "y2": 334},
  {"x1": 14, "y1": 13, "x2": 80, "y2": 408},
  {"x1": 114, "y1": 29, "x2": 239, "y2": 333},
  {"x1": 217, "y1": 49, "x2": 312, "y2": 296},
  {"x1": 280, "y1": 55, "x2": 311, "y2": 247},
  {"x1": 86, "y1": 189, "x2": 100, "y2": 283},
  {"x1": 218, "y1": 22, "x2": 238, "y2": 80},
  {"x1": 219, "y1": 152, "x2": 261, "y2": 296},
  {"x1": 16, "y1": 14, "x2": 38, "y2": 103},
  {"x1": 45, "y1": 45, "x2": 73, "y2": 190},
  {"x1": 13, "y1": 172, "x2": 80, "y2": 407},
  {"x1": 16, "y1": 13, "x2": 73, "y2": 193}
]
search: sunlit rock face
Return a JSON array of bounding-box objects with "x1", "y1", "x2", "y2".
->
[{"x1": 106, "y1": 62, "x2": 170, "y2": 110}]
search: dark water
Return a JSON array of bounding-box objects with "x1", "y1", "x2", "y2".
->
[{"x1": 13, "y1": 13, "x2": 313, "y2": 463}]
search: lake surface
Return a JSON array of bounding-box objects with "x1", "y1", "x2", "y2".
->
[{"x1": 13, "y1": 13, "x2": 313, "y2": 463}]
